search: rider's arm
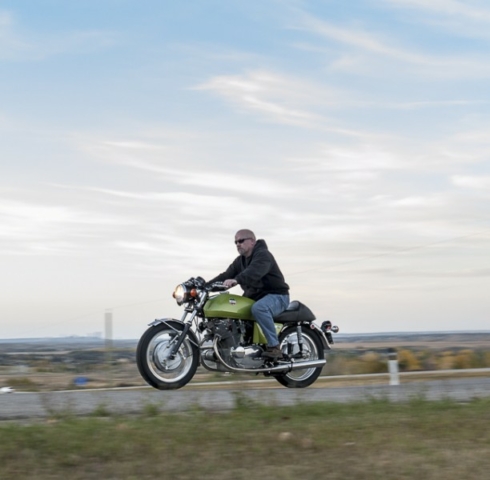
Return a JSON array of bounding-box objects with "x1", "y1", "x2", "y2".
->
[{"x1": 207, "y1": 260, "x2": 240, "y2": 285}]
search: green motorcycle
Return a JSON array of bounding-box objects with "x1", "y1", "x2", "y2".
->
[{"x1": 136, "y1": 276, "x2": 339, "y2": 390}]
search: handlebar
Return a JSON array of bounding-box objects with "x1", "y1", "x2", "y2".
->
[
  {"x1": 208, "y1": 282, "x2": 228, "y2": 292},
  {"x1": 182, "y1": 277, "x2": 229, "y2": 292}
]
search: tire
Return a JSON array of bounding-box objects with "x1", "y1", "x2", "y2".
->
[
  {"x1": 274, "y1": 326, "x2": 324, "y2": 388},
  {"x1": 136, "y1": 322, "x2": 199, "y2": 390}
]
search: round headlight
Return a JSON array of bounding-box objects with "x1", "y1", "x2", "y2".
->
[{"x1": 172, "y1": 284, "x2": 189, "y2": 305}]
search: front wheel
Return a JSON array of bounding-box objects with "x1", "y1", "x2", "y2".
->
[
  {"x1": 274, "y1": 326, "x2": 324, "y2": 388},
  {"x1": 136, "y1": 322, "x2": 199, "y2": 390}
]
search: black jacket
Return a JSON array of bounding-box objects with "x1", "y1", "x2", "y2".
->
[{"x1": 208, "y1": 239, "x2": 289, "y2": 301}]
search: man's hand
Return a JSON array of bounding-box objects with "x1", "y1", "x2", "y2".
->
[{"x1": 223, "y1": 279, "x2": 238, "y2": 289}]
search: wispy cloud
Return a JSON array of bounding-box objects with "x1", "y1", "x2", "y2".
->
[
  {"x1": 81, "y1": 138, "x2": 297, "y2": 198},
  {"x1": 301, "y1": 14, "x2": 426, "y2": 63},
  {"x1": 121, "y1": 159, "x2": 295, "y2": 197},
  {"x1": 350, "y1": 265, "x2": 490, "y2": 278},
  {"x1": 197, "y1": 70, "x2": 375, "y2": 137},
  {"x1": 380, "y1": 0, "x2": 490, "y2": 41},
  {"x1": 0, "y1": 9, "x2": 117, "y2": 61},
  {"x1": 0, "y1": 198, "x2": 130, "y2": 256},
  {"x1": 452, "y1": 175, "x2": 490, "y2": 190},
  {"x1": 0, "y1": 10, "x2": 29, "y2": 59},
  {"x1": 289, "y1": 144, "x2": 404, "y2": 173},
  {"x1": 197, "y1": 70, "x2": 325, "y2": 127},
  {"x1": 383, "y1": 0, "x2": 490, "y2": 23},
  {"x1": 298, "y1": 12, "x2": 490, "y2": 77}
]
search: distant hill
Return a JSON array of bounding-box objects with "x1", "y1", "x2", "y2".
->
[
  {"x1": 334, "y1": 331, "x2": 490, "y2": 343},
  {"x1": 1, "y1": 331, "x2": 489, "y2": 352},
  {"x1": 0, "y1": 337, "x2": 135, "y2": 353}
]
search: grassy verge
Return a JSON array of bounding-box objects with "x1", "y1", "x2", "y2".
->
[{"x1": 1, "y1": 397, "x2": 489, "y2": 480}]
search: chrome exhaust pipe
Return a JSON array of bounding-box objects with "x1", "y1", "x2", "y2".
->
[
  {"x1": 289, "y1": 359, "x2": 326, "y2": 370},
  {"x1": 201, "y1": 348, "x2": 217, "y2": 362},
  {"x1": 211, "y1": 338, "x2": 326, "y2": 374}
]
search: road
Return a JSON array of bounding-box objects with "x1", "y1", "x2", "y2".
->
[{"x1": 1, "y1": 374, "x2": 490, "y2": 421}]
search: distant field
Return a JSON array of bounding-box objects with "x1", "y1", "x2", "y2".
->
[
  {"x1": 334, "y1": 331, "x2": 490, "y2": 349},
  {"x1": 1, "y1": 332, "x2": 490, "y2": 392},
  {"x1": 1, "y1": 397, "x2": 490, "y2": 480},
  {"x1": 336, "y1": 340, "x2": 490, "y2": 349}
]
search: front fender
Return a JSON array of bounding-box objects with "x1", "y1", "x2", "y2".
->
[
  {"x1": 148, "y1": 318, "x2": 181, "y2": 328},
  {"x1": 147, "y1": 318, "x2": 199, "y2": 347}
]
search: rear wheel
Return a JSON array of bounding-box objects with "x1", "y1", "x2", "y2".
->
[
  {"x1": 136, "y1": 322, "x2": 199, "y2": 390},
  {"x1": 274, "y1": 326, "x2": 324, "y2": 388}
]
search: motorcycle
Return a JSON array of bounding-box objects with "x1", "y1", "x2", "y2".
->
[{"x1": 136, "y1": 276, "x2": 339, "y2": 390}]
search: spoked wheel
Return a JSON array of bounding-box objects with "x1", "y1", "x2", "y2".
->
[
  {"x1": 136, "y1": 322, "x2": 199, "y2": 390},
  {"x1": 274, "y1": 326, "x2": 325, "y2": 388}
]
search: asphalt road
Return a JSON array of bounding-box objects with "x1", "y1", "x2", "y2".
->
[{"x1": 1, "y1": 375, "x2": 490, "y2": 421}]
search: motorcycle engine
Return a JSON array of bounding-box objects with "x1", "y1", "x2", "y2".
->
[
  {"x1": 204, "y1": 319, "x2": 263, "y2": 369},
  {"x1": 206, "y1": 318, "x2": 243, "y2": 347},
  {"x1": 230, "y1": 345, "x2": 263, "y2": 369}
]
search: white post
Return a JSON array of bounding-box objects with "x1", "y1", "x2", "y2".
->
[
  {"x1": 105, "y1": 309, "x2": 113, "y2": 386},
  {"x1": 387, "y1": 348, "x2": 399, "y2": 386},
  {"x1": 105, "y1": 310, "x2": 113, "y2": 349}
]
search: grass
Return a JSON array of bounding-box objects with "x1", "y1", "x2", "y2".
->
[{"x1": 1, "y1": 397, "x2": 490, "y2": 480}]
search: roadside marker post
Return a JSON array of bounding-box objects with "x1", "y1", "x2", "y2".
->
[{"x1": 387, "y1": 348, "x2": 400, "y2": 386}]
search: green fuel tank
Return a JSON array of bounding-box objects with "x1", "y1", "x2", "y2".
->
[{"x1": 203, "y1": 293, "x2": 255, "y2": 320}]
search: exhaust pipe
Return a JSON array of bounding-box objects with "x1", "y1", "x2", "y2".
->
[
  {"x1": 211, "y1": 339, "x2": 325, "y2": 374},
  {"x1": 289, "y1": 359, "x2": 326, "y2": 370}
]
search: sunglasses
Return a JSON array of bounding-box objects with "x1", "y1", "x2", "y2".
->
[{"x1": 235, "y1": 238, "x2": 252, "y2": 245}]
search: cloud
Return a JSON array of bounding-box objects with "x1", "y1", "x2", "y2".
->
[
  {"x1": 0, "y1": 9, "x2": 117, "y2": 61},
  {"x1": 197, "y1": 71, "x2": 325, "y2": 129},
  {"x1": 0, "y1": 10, "x2": 30, "y2": 59},
  {"x1": 289, "y1": 144, "x2": 404, "y2": 173},
  {"x1": 80, "y1": 138, "x2": 297, "y2": 198},
  {"x1": 376, "y1": 100, "x2": 490, "y2": 110},
  {"x1": 123, "y1": 159, "x2": 295, "y2": 197},
  {"x1": 0, "y1": 198, "x2": 130, "y2": 256},
  {"x1": 78, "y1": 186, "x2": 260, "y2": 211},
  {"x1": 343, "y1": 265, "x2": 490, "y2": 279},
  {"x1": 451, "y1": 175, "x2": 490, "y2": 190},
  {"x1": 66, "y1": 185, "x2": 284, "y2": 229},
  {"x1": 298, "y1": 12, "x2": 490, "y2": 78},
  {"x1": 197, "y1": 70, "x2": 324, "y2": 117},
  {"x1": 380, "y1": 0, "x2": 490, "y2": 41},
  {"x1": 197, "y1": 70, "x2": 376, "y2": 137},
  {"x1": 454, "y1": 129, "x2": 490, "y2": 145},
  {"x1": 301, "y1": 14, "x2": 425, "y2": 63},
  {"x1": 382, "y1": 0, "x2": 490, "y2": 23}
]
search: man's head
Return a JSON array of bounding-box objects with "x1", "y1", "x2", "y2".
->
[{"x1": 234, "y1": 229, "x2": 256, "y2": 257}]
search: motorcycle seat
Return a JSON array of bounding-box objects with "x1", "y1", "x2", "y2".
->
[{"x1": 273, "y1": 301, "x2": 316, "y2": 323}]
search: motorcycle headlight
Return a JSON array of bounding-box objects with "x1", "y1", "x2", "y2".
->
[{"x1": 172, "y1": 284, "x2": 189, "y2": 306}]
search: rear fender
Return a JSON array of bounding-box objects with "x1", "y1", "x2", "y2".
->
[
  {"x1": 276, "y1": 322, "x2": 332, "y2": 355},
  {"x1": 308, "y1": 323, "x2": 332, "y2": 353}
]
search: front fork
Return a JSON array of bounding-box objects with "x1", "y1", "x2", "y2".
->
[
  {"x1": 169, "y1": 322, "x2": 193, "y2": 357},
  {"x1": 169, "y1": 293, "x2": 208, "y2": 357}
]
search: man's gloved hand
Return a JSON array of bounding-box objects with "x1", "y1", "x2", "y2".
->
[{"x1": 223, "y1": 279, "x2": 238, "y2": 289}]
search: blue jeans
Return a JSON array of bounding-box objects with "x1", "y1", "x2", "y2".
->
[{"x1": 251, "y1": 294, "x2": 290, "y2": 347}]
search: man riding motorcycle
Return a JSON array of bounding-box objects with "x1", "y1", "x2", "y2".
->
[{"x1": 207, "y1": 229, "x2": 289, "y2": 359}]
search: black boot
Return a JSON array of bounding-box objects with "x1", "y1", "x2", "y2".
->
[{"x1": 262, "y1": 345, "x2": 282, "y2": 360}]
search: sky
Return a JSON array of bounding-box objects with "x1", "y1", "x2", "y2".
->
[{"x1": 1, "y1": 0, "x2": 489, "y2": 339}]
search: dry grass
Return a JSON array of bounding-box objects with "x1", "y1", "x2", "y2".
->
[{"x1": 1, "y1": 397, "x2": 489, "y2": 480}]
